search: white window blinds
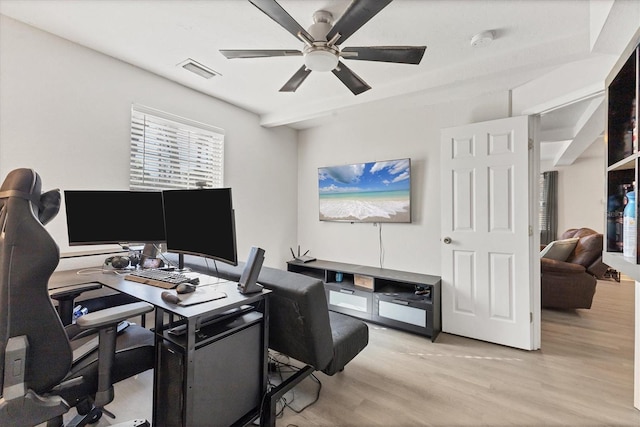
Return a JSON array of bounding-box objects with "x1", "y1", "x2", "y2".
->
[{"x1": 130, "y1": 105, "x2": 224, "y2": 191}]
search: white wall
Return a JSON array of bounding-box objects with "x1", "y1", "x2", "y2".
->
[
  {"x1": 297, "y1": 92, "x2": 510, "y2": 275},
  {"x1": 0, "y1": 15, "x2": 298, "y2": 269},
  {"x1": 540, "y1": 140, "x2": 605, "y2": 236}
]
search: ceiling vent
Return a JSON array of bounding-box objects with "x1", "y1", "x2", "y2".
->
[{"x1": 178, "y1": 59, "x2": 220, "y2": 79}]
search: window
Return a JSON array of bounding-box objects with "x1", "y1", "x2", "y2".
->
[
  {"x1": 539, "y1": 171, "x2": 558, "y2": 245},
  {"x1": 130, "y1": 105, "x2": 224, "y2": 191}
]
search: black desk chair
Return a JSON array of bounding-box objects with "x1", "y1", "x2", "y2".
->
[{"x1": 0, "y1": 168, "x2": 155, "y2": 427}]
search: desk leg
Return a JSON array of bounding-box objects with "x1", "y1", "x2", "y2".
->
[
  {"x1": 182, "y1": 318, "x2": 198, "y2": 426},
  {"x1": 260, "y1": 297, "x2": 271, "y2": 427},
  {"x1": 261, "y1": 365, "x2": 314, "y2": 427},
  {"x1": 151, "y1": 307, "x2": 164, "y2": 425}
]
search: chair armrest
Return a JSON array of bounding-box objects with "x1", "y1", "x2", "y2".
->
[
  {"x1": 540, "y1": 258, "x2": 586, "y2": 274},
  {"x1": 75, "y1": 302, "x2": 153, "y2": 409},
  {"x1": 75, "y1": 302, "x2": 153, "y2": 330},
  {"x1": 49, "y1": 282, "x2": 103, "y2": 300},
  {"x1": 49, "y1": 282, "x2": 104, "y2": 326}
]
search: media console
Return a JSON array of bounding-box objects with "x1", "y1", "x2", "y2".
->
[{"x1": 287, "y1": 259, "x2": 441, "y2": 341}]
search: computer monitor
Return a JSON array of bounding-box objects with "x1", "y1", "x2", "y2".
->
[
  {"x1": 161, "y1": 188, "x2": 238, "y2": 267},
  {"x1": 64, "y1": 190, "x2": 166, "y2": 246}
]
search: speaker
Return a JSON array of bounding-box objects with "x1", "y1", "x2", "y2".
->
[{"x1": 237, "y1": 247, "x2": 264, "y2": 294}]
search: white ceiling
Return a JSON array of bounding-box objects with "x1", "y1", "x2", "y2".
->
[{"x1": 1, "y1": 0, "x2": 637, "y2": 162}]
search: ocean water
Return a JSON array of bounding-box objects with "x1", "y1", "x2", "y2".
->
[{"x1": 319, "y1": 190, "x2": 410, "y2": 221}]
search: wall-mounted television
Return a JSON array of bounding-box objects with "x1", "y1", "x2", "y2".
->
[{"x1": 318, "y1": 158, "x2": 411, "y2": 223}]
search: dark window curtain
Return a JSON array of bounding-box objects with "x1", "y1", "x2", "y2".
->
[{"x1": 539, "y1": 171, "x2": 559, "y2": 245}]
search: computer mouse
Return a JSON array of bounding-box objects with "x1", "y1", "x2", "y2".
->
[
  {"x1": 176, "y1": 283, "x2": 197, "y2": 294},
  {"x1": 161, "y1": 291, "x2": 180, "y2": 304}
]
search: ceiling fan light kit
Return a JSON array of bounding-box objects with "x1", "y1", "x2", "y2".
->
[
  {"x1": 220, "y1": 0, "x2": 426, "y2": 95},
  {"x1": 305, "y1": 49, "x2": 339, "y2": 72}
]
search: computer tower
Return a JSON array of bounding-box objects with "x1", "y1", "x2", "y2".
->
[{"x1": 156, "y1": 312, "x2": 263, "y2": 426}]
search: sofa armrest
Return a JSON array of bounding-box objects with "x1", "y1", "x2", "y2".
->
[{"x1": 541, "y1": 258, "x2": 586, "y2": 274}]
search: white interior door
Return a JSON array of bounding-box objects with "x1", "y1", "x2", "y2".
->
[{"x1": 440, "y1": 115, "x2": 537, "y2": 350}]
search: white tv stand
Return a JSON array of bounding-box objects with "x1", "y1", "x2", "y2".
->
[{"x1": 287, "y1": 259, "x2": 441, "y2": 341}]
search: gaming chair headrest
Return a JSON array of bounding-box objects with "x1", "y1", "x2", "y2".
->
[{"x1": 0, "y1": 168, "x2": 60, "y2": 225}]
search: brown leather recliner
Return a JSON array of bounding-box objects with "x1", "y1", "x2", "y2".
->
[{"x1": 541, "y1": 228, "x2": 608, "y2": 309}]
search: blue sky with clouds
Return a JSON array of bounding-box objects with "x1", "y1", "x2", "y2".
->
[{"x1": 319, "y1": 159, "x2": 410, "y2": 194}]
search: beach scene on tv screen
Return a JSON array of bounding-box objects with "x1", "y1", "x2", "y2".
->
[{"x1": 318, "y1": 158, "x2": 411, "y2": 222}]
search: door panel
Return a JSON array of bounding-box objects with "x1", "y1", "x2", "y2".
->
[
  {"x1": 489, "y1": 165, "x2": 513, "y2": 232},
  {"x1": 453, "y1": 169, "x2": 475, "y2": 231},
  {"x1": 489, "y1": 252, "x2": 514, "y2": 320},
  {"x1": 453, "y1": 250, "x2": 475, "y2": 314}
]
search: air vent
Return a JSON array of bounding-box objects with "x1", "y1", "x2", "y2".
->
[{"x1": 178, "y1": 59, "x2": 220, "y2": 79}]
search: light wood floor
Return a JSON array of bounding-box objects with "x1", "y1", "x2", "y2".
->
[{"x1": 88, "y1": 277, "x2": 639, "y2": 426}]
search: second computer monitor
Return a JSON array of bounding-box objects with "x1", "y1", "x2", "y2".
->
[{"x1": 162, "y1": 188, "x2": 238, "y2": 266}]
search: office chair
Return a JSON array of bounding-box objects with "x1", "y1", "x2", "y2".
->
[{"x1": 0, "y1": 168, "x2": 155, "y2": 427}]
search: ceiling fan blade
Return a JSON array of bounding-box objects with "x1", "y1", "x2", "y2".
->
[
  {"x1": 332, "y1": 61, "x2": 371, "y2": 95},
  {"x1": 249, "y1": 0, "x2": 313, "y2": 42},
  {"x1": 220, "y1": 49, "x2": 303, "y2": 59},
  {"x1": 341, "y1": 46, "x2": 426, "y2": 64},
  {"x1": 280, "y1": 65, "x2": 312, "y2": 92},
  {"x1": 326, "y1": 0, "x2": 393, "y2": 46}
]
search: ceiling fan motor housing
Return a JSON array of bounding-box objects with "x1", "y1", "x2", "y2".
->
[{"x1": 304, "y1": 10, "x2": 339, "y2": 72}]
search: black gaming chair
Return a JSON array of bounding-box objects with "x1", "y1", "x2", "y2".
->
[{"x1": 0, "y1": 168, "x2": 155, "y2": 427}]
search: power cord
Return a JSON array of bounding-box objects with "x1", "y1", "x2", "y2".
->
[{"x1": 378, "y1": 222, "x2": 385, "y2": 268}]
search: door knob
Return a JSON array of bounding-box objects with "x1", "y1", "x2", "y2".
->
[{"x1": 443, "y1": 237, "x2": 452, "y2": 244}]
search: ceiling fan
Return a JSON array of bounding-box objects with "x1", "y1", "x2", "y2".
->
[{"x1": 220, "y1": 0, "x2": 426, "y2": 95}]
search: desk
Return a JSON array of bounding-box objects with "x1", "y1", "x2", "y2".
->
[{"x1": 50, "y1": 269, "x2": 270, "y2": 427}]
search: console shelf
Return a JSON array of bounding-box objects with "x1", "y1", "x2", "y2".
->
[{"x1": 287, "y1": 259, "x2": 441, "y2": 341}]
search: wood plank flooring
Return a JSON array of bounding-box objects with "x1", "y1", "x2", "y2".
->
[{"x1": 86, "y1": 277, "x2": 639, "y2": 426}]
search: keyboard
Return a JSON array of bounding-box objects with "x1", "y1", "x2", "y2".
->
[{"x1": 126, "y1": 269, "x2": 191, "y2": 289}]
